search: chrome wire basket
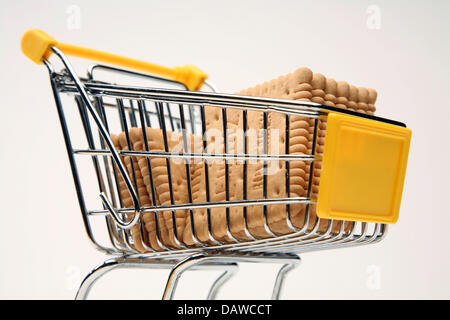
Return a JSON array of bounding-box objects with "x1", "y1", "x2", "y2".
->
[{"x1": 22, "y1": 30, "x2": 411, "y2": 300}]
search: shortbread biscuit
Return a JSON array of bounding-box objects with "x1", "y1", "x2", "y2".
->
[
  {"x1": 224, "y1": 108, "x2": 252, "y2": 240},
  {"x1": 336, "y1": 81, "x2": 350, "y2": 109},
  {"x1": 357, "y1": 87, "x2": 370, "y2": 113},
  {"x1": 185, "y1": 88, "x2": 269, "y2": 240},
  {"x1": 112, "y1": 68, "x2": 379, "y2": 249},
  {"x1": 266, "y1": 68, "x2": 312, "y2": 234},
  {"x1": 239, "y1": 69, "x2": 379, "y2": 236},
  {"x1": 182, "y1": 132, "x2": 215, "y2": 245},
  {"x1": 311, "y1": 78, "x2": 342, "y2": 232},
  {"x1": 179, "y1": 106, "x2": 253, "y2": 244},
  {"x1": 348, "y1": 85, "x2": 359, "y2": 111},
  {"x1": 311, "y1": 73, "x2": 326, "y2": 104},
  {"x1": 111, "y1": 133, "x2": 147, "y2": 252},
  {"x1": 183, "y1": 126, "x2": 252, "y2": 244},
  {"x1": 324, "y1": 78, "x2": 337, "y2": 107},
  {"x1": 313, "y1": 78, "x2": 346, "y2": 232},
  {"x1": 225, "y1": 87, "x2": 266, "y2": 239},
  {"x1": 236, "y1": 67, "x2": 313, "y2": 236},
  {"x1": 312, "y1": 79, "x2": 378, "y2": 233},
  {"x1": 367, "y1": 88, "x2": 377, "y2": 115},
  {"x1": 244, "y1": 108, "x2": 268, "y2": 238},
  {"x1": 129, "y1": 127, "x2": 189, "y2": 248},
  {"x1": 200, "y1": 106, "x2": 238, "y2": 243}
]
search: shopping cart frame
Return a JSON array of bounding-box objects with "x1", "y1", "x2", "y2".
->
[{"x1": 23, "y1": 29, "x2": 409, "y2": 299}]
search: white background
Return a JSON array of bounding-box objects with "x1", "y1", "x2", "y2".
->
[{"x1": 1, "y1": 0, "x2": 449, "y2": 299}]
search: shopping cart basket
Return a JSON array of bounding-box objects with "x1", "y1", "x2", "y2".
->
[{"x1": 21, "y1": 29, "x2": 412, "y2": 300}]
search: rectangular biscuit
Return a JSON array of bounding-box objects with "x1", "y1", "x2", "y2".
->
[
  {"x1": 229, "y1": 86, "x2": 275, "y2": 239},
  {"x1": 243, "y1": 107, "x2": 269, "y2": 238},
  {"x1": 111, "y1": 67, "x2": 379, "y2": 249},
  {"x1": 182, "y1": 127, "x2": 250, "y2": 245},
  {"x1": 182, "y1": 132, "x2": 215, "y2": 245},
  {"x1": 183, "y1": 107, "x2": 253, "y2": 243},
  {"x1": 225, "y1": 108, "x2": 253, "y2": 240},
  {"x1": 310, "y1": 77, "x2": 378, "y2": 233},
  {"x1": 129, "y1": 127, "x2": 190, "y2": 249},
  {"x1": 183, "y1": 104, "x2": 267, "y2": 243},
  {"x1": 238, "y1": 68, "x2": 378, "y2": 236},
  {"x1": 111, "y1": 133, "x2": 149, "y2": 252},
  {"x1": 236, "y1": 68, "x2": 314, "y2": 236},
  {"x1": 202, "y1": 106, "x2": 231, "y2": 243}
]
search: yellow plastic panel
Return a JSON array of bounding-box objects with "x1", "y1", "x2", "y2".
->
[
  {"x1": 317, "y1": 112, "x2": 411, "y2": 224},
  {"x1": 21, "y1": 29, "x2": 57, "y2": 64},
  {"x1": 21, "y1": 29, "x2": 207, "y2": 90}
]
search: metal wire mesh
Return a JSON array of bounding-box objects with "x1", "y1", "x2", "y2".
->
[{"x1": 44, "y1": 50, "x2": 387, "y2": 257}]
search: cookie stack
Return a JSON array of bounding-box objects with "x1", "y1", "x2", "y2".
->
[{"x1": 111, "y1": 67, "x2": 378, "y2": 250}]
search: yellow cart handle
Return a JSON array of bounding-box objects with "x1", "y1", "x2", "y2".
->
[{"x1": 21, "y1": 29, "x2": 208, "y2": 91}]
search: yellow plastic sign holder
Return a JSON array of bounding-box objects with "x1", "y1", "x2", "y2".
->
[{"x1": 317, "y1": 112, "x2": 411, "y2": 224}]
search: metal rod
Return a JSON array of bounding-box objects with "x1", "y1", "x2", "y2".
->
[
  {"x1": 271, "y1": 262, "x2": 300, "y2": 300},
  {"x1": 50, "y1": 46, "x2": 141, "y2": 229},
  {"x1": 74, "y1": 149, "x2": 320, "y2": 161}
]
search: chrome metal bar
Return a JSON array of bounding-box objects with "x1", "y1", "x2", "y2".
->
[
  {"x1": 118, "y1": 97, "x2": 153, "y2": 251},
  {"x1": 242, "y1": 110, "x2": 256, "y2": 241},
  {"x1": 262, "y1": 111, "x2": 277, "y2": 238},
  {"x1": 44, "y1": 59, "x2": 115, "y2": 254},
  {"x1": 75, "y1": 256, "x2": 239, "y2": 300},
  {"x1": 158, "y1": 101, "x2": 186, "y2": 249},
  {"x1": 271, "y1": 262, "x2": 299, "y2": 300},
  {"x1": 51, "y1": 47, "x2": 141, "y2": 230},
  {"x1": 200, "y1": 105, "x2": 222, "y2": 245},
  {"x1": 75, "y1": 259, "x2": 121, "y2": 300},
  {"x1": 178, "y1": 103, "x2": 204, "y2": 247},
  {"x1": 89, "y1": 197, "x2": 314, "y2": 215},
  {"x1": 75, "y1": 96, "x2": 124, "y2": 251},
  {"x1": 93, "y1": 96, "x2": 129, "y2": 250},
  {"x1": 163, "y1": 254, "x2": 208, "y2": 300},
  {"x1": 58, "y1": 81, "x2": 324, "y2": 117},
  {"x1": 115, "y1": 98, "x2": 141, "y2": 252},
  {"x1": 222, "y1": 108, "x2": 239, "y2": 243},
  {"x1": 162, "y1": 253, "x2": 300, "y2": 300},
  {"x1": 99, "y1": 100, "x2": 186, "y2": 123},
  {"x1": 128, "y1": 100, "x2": 138, "y2": 127},
  {"x1": 206, "y1": 268, "x2": 237, "y2": 300},
  {"x1": 57, "y1": 79, "x2": 406, "y2": 127},
  {"x1": 137, "y1": 103, "x2": 169, "y2": 251},
  {"x1": 284, "y1": 113, "x2": 299, "y2": 233},
  {"x1": 165, "y1": 103, "x2": 176, "y2": 131},
  {"x1": 73, "y1": 149, "x2": 320, "y2": 162}
]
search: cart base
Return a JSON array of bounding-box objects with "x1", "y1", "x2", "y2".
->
[{"x1": 75, "y1": 252, "x2": 300, "y2": 300}]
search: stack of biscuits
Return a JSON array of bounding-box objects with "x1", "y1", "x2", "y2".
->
[{"x1": 111, "y1": 67, "x2": 378, "y2": 251}]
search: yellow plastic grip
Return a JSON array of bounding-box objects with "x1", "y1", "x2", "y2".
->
[
  {"x1": 21, "y1": 29, "x2": 208, "y2": 91},
  {"x1": 317, "y1": 112, "x2": 411, "y2": 224}
]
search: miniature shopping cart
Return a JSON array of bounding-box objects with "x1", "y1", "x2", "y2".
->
[{"x1": 21, "y1": 29, "x2": 411, "y2": 300}]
